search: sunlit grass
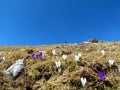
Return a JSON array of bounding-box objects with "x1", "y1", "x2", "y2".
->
[{"x1": 0, "y1": 41, "x2": 120, "y2": 90}]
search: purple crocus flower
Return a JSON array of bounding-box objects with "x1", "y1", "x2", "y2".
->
[
  {"x1": 36, "y1": 52, "x2": 42, "y2": 59},
  {"x1": 31, "y1": 53, "x2": 35, "y2": 58},
  {"x1": 38, "y1": 52, "x2": 42, "y2": 59},
  {"x1": 98, "y1": 71, "x2": 105, "y2": 81}
]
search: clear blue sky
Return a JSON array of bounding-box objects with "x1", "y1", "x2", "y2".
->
[{"x1": 0, "y1": 0, "x2": 120, "y2": 45}]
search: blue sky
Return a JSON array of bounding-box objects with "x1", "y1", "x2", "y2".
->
[{"x1": 0, "y1": 0, "x2": 120, "y2": 45}]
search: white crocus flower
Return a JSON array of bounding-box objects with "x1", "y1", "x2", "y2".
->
[
  {"x1": 55, "y1": 61, "x2": 61, "y2": 68},
  {"x1": 81, "y1": 77, "x2": 87, "y2": 87},
  {"x1": 52, "y1": 50, "x2": 57, "y2": 56},
  {"x1": 55, "y1": 61, "x2": 61, "y2": 73},
  {"x1": 75, "y1": 55, "x2": 80, "y2": 61},
  {"x1": 101, "y1": 50, "x2": 105, "y2": 55},
  {"x1": 2, "y1": 56, "x2": 5, "y2": 61},
  {"x1": 74, "y1": 53, "x2": 81, "y2": 61},
  {"x1": 108, "y1": 60, "x2": 114, "y2": 66},
  {"x1": 62, "y1": 54, "x2": 67, "y2": 60}
]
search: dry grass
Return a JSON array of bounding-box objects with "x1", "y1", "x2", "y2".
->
[{"x1": 0, "y1": 41, "x2": 120, "y2": 90}]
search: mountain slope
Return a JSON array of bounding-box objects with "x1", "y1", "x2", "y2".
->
[{"x1": 0, "y1": 41, "x2": 120, "y2": 90}]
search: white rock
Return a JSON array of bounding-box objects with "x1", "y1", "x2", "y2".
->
[
  {"x1": 12, "y1": 64, "x2": 23, "y2": 77},
  {"x1": 3, "y1": 59, "x2": 24, "y2": 79}
]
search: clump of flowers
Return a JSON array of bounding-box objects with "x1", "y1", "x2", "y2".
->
[
  {"x1": 31, "y1": 52, "x2": 42, "y2": 59},
  {"x1": 36, "y1": 52, "x2": 42, "y2": 59},
  {"x1": 74, "y1": 53, "x2": 82, "y2": 61}
]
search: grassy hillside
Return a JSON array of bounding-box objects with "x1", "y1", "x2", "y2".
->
[{"x1": 0, "y1": 41, "x2": 120, "y2": 90}]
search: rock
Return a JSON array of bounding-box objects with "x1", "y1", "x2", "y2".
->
[{"x1": 3, "y1": 58, "x2": 24, "y2": 79}]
